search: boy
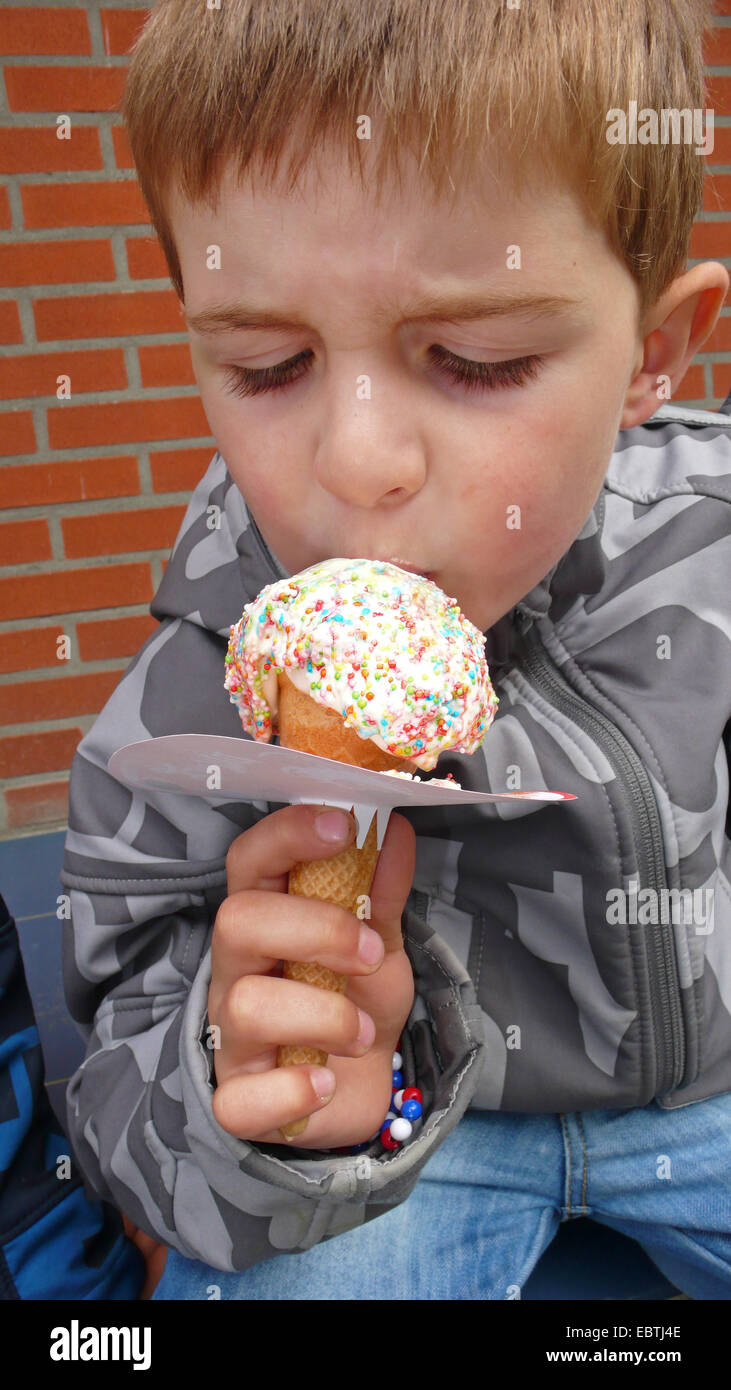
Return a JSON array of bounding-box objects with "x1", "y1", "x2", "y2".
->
[{"x1": 61, "y1": 0, "x2": 731, "y2": 1298}]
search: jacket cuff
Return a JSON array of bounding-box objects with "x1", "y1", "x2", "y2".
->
[{"x1": 180, "y1": 901, "x2": 485, "y2": 1215}]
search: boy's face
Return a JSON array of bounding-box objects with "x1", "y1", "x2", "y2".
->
[{"x1": 171, "y1": 146, "x2": 646, "y2": 631}]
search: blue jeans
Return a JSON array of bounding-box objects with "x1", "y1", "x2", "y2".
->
[{"x1": 152, "y1": 1094, "x2": 731, "y2": 1300}]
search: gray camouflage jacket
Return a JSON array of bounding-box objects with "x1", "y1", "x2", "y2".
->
[{"x1": 60, "y1": 402, "x2": 731, "y2": 1270}]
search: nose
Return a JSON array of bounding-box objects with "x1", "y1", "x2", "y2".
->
[{"x1": 313, "y1": 367, "x2": 427, "y2": 508}]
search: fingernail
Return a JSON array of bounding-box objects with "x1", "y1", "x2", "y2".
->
[
  {"x1": 358, "y1": 925, "x2": 384, "y2": 965},
  {"x1": 356, "y1": 1009, "x2": 376, "y2": 1049},
  {"x1": 311, "y1": 1067, "x2": 336, "y2": 1101},
  {"x1": 315, "y1": 809, "x2": 352, "y2": 843}
]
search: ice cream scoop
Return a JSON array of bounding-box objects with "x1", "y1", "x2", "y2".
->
[{"x1": 224, "y1": 557, "x2": 497, "y2": 770}]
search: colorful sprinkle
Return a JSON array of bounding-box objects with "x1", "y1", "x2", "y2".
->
[{"x1": 223, "y1": 558, "x2": 498, "y2": 771}]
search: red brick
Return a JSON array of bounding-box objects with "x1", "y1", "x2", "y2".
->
[
  {"x1": 77, "y1": 612, "x2": 157, "y2": 660},
  {"x1": 689, "y1": 221, "x2": 731, "y2": 260},
  {"x1": 0, "y1": 301, "x2": 22, "y2": 345},
  {"x1": 0, "y1": 411, "x2": 36, "y2": 456},
  {"x1": 0, "y1": 727, "x2": 83, "y2": 779},
  {"x1": 101, "y1": 7, "x2": 151, "y2": 55},
  {"x1": 0, "y1": 562, "x2": 153, "y2": 620},
  {"x1": 4, "y1": 65, "x2": 127, "y2": 114},
  {"x1": 703, "y1": 178, "x2": 731, "y2": 214},
  {"x1": 0, "y1": 624, "x2": 69, "y2": 674},
  {"x1": 0, "y1": 187, "x2": 11, "y2": 230},
  {"x1": 34, "y1": 289, "x2": 182, "y2": 341},
  {"x1": 0, "y1": 670, "x2": 122, "y2": 725},
  {"x1": 706, "y1": 128, "x2": 731, "y2": 166},
  {"x1": 704, "y1": 26, "x2": 731, "y2": 65},
  {"x1": 126, "y1": 235, "x2": 169, "y2": 280},
  {"x1": 47, "y1": 395, "x2": 210, "y2": 449},
  {"x1": 22, "y1": 178, "x2": 148, "y2": 229},
  {"x1": 2, "y1": 8, "x2": 91, "y2": 55},
  {"x1": 0, "y1": 125, "x2": 102, "y2": 173},
  {"x1": 705, "y1": 316, "x2": 731, "y2": 352},
  {"x1": 0, "y1": 347, "x2": 127, "y2": 400},
  {"x1": 705, "y1": 75, "x2": 731, "y2": 111},
  {"x1": 0, "y1": 517, "x2": 51, "y2": 564},
  {"x1": 112, "y1": 123, "x2": 134, "y2": 169},
  {"x1": 138, "y1": 342, "x2": 194, "y2": 388},
  {"x1": 673, "y1": 364, "x2": 706, "y2": 401},
  {"x1": 0, "y1": 238, "x2": 115, "y2": 286},
  {"x1": 150, "y1": 446, "x2": 214, "y2": 494},
  {"x1": 5, "y1": 779, "x2": 70, "y2": 830},
  {"x1": 712, "y1": 362, "x2": 731, "y2": 399},
  {"x1": 0, "y1": 455, "x2": 139, "y2": 509},
  {"x1": 63, "y1": 504, "x2": 185, "y2": 557}
]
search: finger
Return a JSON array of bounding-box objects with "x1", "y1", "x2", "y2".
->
[
  {"x1": 366, "y1": 811, "x2": 416, "y2": 951},
  {"x1": 219, "y1": 974, "x2": 375, "y2": 1070},
  {"x1": 226, "y1": 803, "x2": 356, "y2": 896},
  {"x1": 212, "y1": 1062, "x2": 337, "y2": 1140},
  {"x1": 211, "y1": 889, "x2": 385, "y2": 985}
]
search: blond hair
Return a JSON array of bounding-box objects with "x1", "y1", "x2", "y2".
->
[{"x1": 121, "y1": 0, "x2": 716, "y2": 325}]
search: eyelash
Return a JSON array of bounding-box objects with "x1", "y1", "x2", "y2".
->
[{"x1": 221, "y1": 346, "x2": 545, "y2": 398}]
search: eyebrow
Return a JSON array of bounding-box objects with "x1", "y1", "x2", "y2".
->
[{"x1": 184, "y1": 290, "x2": 585, "y2": 336}]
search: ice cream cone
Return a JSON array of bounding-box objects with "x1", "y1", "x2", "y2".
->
[
  {"x1": 275, "y1": 672, "x2": 409, "y2": 1139},
  {"x1": 224, "y1": 559, "x2": 500, "y2": 1143}
]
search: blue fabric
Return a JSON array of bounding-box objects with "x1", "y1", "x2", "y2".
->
[
  {"x1": 153, "y1": 1098, "x2": 731, "y2": 1300},
  {"x1": 0, "y1": 891, "x2": 144, "y2": 1300}
]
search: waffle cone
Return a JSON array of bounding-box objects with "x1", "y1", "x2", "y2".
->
[{"x1": 275, "y1": 672, "x2": 409, "y2": 1139}]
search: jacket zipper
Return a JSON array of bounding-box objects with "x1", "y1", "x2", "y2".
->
[{"x1": 515, "y1": 609, "x2": 685, "y2": 1095}]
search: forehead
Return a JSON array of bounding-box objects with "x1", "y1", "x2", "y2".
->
[
  {"x1": 169, "y1": 141, "x2": 596, "y2": 258},
  {"x1": 167, "y1": 140, "x2": 622, "y2": 328}
]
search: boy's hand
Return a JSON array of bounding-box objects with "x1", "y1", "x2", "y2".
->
[{"x1": 207, "y1": 804, "x2": 416, "y2": 1148}]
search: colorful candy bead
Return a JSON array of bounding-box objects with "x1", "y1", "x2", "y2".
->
[
  {"x1": 401, "y1": 1098, "x2": 422, "y2": 1120},
  {"x1": 390, "y1": 1118, "x2": 413, "y2": 1142}
]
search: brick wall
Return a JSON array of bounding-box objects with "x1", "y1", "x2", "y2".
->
[{"x1": 1, "y1": 1, "x2": 731, "y2": 839}]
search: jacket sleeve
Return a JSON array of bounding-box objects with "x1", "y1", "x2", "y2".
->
[{"x1": 60, "y1": 619, "x2": 485, "y2": 1272}]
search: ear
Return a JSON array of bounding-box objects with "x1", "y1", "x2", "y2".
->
[{"x1": 621, "y1": 262, "x2": 729, "y2": 428}]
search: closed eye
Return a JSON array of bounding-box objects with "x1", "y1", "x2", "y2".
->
[{"x1": 221, "y1": 346, "x2": 545, "y2": 398}]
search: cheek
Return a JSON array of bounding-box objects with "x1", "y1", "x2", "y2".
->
[
  {"x1": 457, "y1": 476, "x2": 487, "y2": 504},
  {"x1": 227, "y1": 448, "x2": 292, "y2": 520},
  {"x1": 199, "y1": 386, "x2": 299, "y2": 505},
  {"x1": 453, "y1": 422, "x2": 603, "y2": 575}
]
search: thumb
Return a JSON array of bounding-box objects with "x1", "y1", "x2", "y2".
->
[{"x1": 367, "y1": 811, "x2": 416, "y2": 950}]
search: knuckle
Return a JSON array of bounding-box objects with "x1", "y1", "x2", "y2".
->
[
  {"x1": 211, "y1": 1077, "x2": 238, "y2": 1133},
  {"x1": 317, "y1": 903, "x2": 357, "y2": 957},
  {"x1": 228, "y1": 973, "x2": 260, "y2": 1024},
  {"x1": 339, "y1": 905, "x2": 362, "y2": 952},
  {"x1": 213, "y1": 894, "x2": 240, "y2": 946},
  {"x1": 224, "y1": 834, "x2": 245, "y2": 879}
]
